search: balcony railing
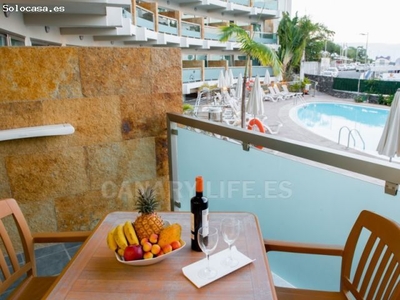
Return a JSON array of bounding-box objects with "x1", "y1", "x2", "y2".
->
[
  {"x1": 204, "y1": 26, "x2": 221, "y2": 41},
  {"x1": 182, "y1": 66, "x2": 270, "y2": 83},
  {"x1": 158, "y1": 15, "x2": 178, "y2": 35},
  {"x1": 182, "y1": 68, "x2": 202, "y2": 83},
  {"x1": 230, "y1": 0, "x2": 250, "y2": 6},
  {"x1": 252, "y1": 66, "x2": 273, "y2": 78},
  {"x1": 122, "y1": 8, "x2": 132, "y2": 19},
  {"x1": 253, "y1": 0, "x2": 278, "y2": 10},
  {"x1": 136, "y1": 6, "x2": 155, "y2": 31},
  {"x1": 181, "y1": 21, "x2": 201, "y2": 39},
  {"x1": 167, "y1": 112, "x2": 400, "y2": 290},
  {"x1": 204, "y1": 67, "x2": 226, "y2": 81},
  {"x1": 253, "y1": 32, "x2": 277, "y2": 44}
]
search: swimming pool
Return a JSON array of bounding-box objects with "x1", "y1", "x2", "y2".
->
[{"x1": 290, "y1": 102, "x2": 390, "y2": 156}]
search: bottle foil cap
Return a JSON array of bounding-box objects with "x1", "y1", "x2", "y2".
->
[{"x1": 195, "y1": 176, "x2": 203, "y2": 193}]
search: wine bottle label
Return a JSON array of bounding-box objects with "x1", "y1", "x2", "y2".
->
[{"x1": 190, "y1": 212, "x2": 195, "y2": 233}]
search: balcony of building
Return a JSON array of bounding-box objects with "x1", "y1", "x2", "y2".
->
[{"x1": 1, "y1": 45, "x2": 400, "y2": 296}]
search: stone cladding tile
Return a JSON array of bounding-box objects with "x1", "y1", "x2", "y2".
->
[
  {"x1": 150, "y1": 48, "x2": 182, "y2": 94},
  {"x1": 0, "y1": 101, "x2": 43, "y2": 130},
  {"x1": 55, "y1": 190, "x2": 109, "y2": 231},
  {"x1": 0, "y1": 47, "x2": 82, "y2": 101},
  {"x1": 5, "y1": 148, "x2": 89, "y2": 203},
  {"x1": 86, "y1": 138, "x2": 156, "y2": 191},
  {"x1": 155, "y1": 135, "x2": 168, "y2": 177},
  {"x1": 120, "y1": 92, "x2": 182, "y2": 140},
  {"x1": 78, "y1": 47, "x2": 152, "y2": 97},
  {"x1": 0, "y1": 162, "x2": 11, "y2": 198},
  {"x1": 42, "y1": 96, "x2": 122, "y2": 147}
]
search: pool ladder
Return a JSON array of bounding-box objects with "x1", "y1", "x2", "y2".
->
[{"x1": 338, "y1": 126, "x2": 365, "y2": 150}]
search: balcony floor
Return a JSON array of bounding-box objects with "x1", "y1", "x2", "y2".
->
[{"x1": 0, "y1": 243, "x2": 83, "y2": 299}]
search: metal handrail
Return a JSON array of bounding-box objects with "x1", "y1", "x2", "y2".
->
[
  {"x1": 338, "y1": 126, "x2": 366, "y2": 150},
  {"x1": 348, "y1": 129, "x2": 366, "y2": 150},
  {"x1": 167, "y1": 112, "x2": 400, "y2": 196},
  {"x1": 338, "y1": 126, "x2": 353, "y2": 145}
]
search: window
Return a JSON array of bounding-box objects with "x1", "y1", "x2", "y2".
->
[
  {"x1": 10, "y1": 36, "x2": 24, "y2": 46},
  {"x1": 0, "y1": 32, "x2": 25, "y2": 46},
  {"x1": 31, "y1": 39, "x2": 60, "y2": 46},
  {"x1": 0, "y1": 33, "x2": 6, "y2": 46}
]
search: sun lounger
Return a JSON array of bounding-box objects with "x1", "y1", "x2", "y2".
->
[
  {"x1": 272, "y1": 86, "x2": 292, "y2": 100},
  {"x1": 261, "y1": 118, "x2": 283, "y2": 134},
  {"x1": 281, "y1": 84, "x2": 303, "y2": 101},
  {"x1": 265, "y1": 87, "x2": 283, "y2": 102}
]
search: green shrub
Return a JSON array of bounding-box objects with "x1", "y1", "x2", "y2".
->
[
  {"x1": 384, "y1": 94, "x2": 394, "y2": 106},
  {"x1": 354, "y1": 94, "x2": 367, "y2": 103},
  {"x1": 183, "y1": 103, "x2": 194, "y2": 112}
]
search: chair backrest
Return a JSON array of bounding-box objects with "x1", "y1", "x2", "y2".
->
[
  {"x1": 273, "y1": 86, "x2": 281, "y2": 94},
  {"x1": 341, "y1": 210, "x2": 400, "y2": 299},
  {"x1": 281, "y1": 85, "x2": 290, "y2": 93},
  {"x1": 267, "y1": 86, "x2": 276, "y2": 95},
  {"x1": 0, "y1": 198, "x2": 35, "y2": 294}
]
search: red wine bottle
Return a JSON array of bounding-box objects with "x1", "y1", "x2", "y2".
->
[{"x1": 191, "y1": 176, "x2": 209, "y2": 251}]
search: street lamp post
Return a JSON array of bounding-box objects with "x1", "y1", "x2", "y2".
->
[
  {"x1": 355, "y1": 46, "x2": 362, "y2": 63},
  {"x1": 360, "y1": 32, "x2": 369, "y2": 64}
]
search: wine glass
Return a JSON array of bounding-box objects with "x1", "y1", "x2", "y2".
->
[
  {"x1": 220, "y1": 217, "x2": 241, "y2": 267},
  {"x1": 197, "y1": 226, "x2": 219, "y2": 279}
]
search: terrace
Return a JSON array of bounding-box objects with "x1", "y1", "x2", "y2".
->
[{"x1": 1, "y1": 46, "x2": 400, "y2": 297}]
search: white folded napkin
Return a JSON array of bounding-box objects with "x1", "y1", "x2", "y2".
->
[{"x1": 182, "y1": 246, "x2": 255, "y2": 288}]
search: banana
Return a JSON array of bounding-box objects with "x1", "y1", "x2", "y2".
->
[
  {"x1": 123, "y1": 221, "x2": 139, "y2": 246},
  {"x1": 117, "y1": 248, "x2": 124, "y2": 257},
  {"x1": 107, "y1": 228, "x2": 118, "y2": 251},
  {"x1": 113, "y1": 224, "x2": 129, "y2": 250}
]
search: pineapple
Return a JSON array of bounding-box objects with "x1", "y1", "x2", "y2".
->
[{"x1": 133, "y1": 187, "x2": 164, "y2": 240}]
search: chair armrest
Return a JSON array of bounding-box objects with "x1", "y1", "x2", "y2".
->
[
  {"x1": 264, "y1": 239, "x2": 344, "y2": 257},
  {"x1": 32, "y1": 231, "x2": 91, "y2": 243}
]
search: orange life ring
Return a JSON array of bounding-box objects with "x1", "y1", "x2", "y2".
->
[{"x1": 247, "y1": 118, "x2": 265, "y2": 149}]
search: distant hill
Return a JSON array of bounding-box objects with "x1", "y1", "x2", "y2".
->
[{"x1": 348, "y1": 43, "x2": 400, "y2": 62}]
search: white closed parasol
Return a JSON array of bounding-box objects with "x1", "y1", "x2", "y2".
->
[
  {"x1": 236, "y1": 73, "x2": 243, "y2": 100},
  {"x1": 246, "y1": 75, "x2": 264, "y2": 118},
  {"x1": 377, "y1": 90, "x2": 400, "y2": 161},
  {"x1": 218, "y1": 70, "x2": 226, "y2": 88},
  {"x1": 264, "y1": 69, "x2": 271, "y2": 85}
]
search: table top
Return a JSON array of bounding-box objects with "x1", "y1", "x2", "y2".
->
[{"x1": 45, "y1": 211, "x2": 278, "y2": 299}]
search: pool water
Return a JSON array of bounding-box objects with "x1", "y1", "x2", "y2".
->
[{"x1": 290, "y1": 102, "x2": 390, "y2": 155}]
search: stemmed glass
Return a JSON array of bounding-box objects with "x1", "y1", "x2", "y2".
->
[
  {"x1": 220, "y1": 217, "x2": 241, "y2": 267},
  {"x1": 197, "y1": 226, "x2": 219, "y2": 279}
]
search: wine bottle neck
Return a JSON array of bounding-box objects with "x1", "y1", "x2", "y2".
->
[{"x1": 196, "y1": 191, "x2": 203, "y2": 197}]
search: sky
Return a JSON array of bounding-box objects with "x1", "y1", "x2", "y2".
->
[{"x1": 291, "y1": 0, "x2": 400, "y2": 59}]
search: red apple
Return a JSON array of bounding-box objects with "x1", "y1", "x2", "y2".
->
[{"x1": 124, "y1": 245, "x2": 144, "y2": 261}]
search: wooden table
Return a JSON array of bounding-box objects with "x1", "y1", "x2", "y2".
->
[{"x1": 45, "y1": 212, "x2": 278, "y2": 299}]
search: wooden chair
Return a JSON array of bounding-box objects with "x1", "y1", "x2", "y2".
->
[
  {"x1": 0, "y1": 198, "x2": 91, "y2": 299},
  {"x1": 265, "y1": 210, "x2": 400, "y2": 300}
]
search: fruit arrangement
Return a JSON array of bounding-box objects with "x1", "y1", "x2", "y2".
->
[{"x1": 106, "y1": 187, "x2": 183, "y2": 261}]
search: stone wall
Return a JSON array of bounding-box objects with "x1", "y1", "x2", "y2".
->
[
  {"x1": 0, "y1": 47, "x2": 182, "y2": 233},
  {"x1": 306, "y1": 74, "x2": 359, "y2": 99}
]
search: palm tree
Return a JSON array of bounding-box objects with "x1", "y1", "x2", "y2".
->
[
  {"x1": 278, "y1": 12, "x2": 334, "y2": 80},
  {"x1": 219, "y1": 24, "x2": 282, "y2": 128}
]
